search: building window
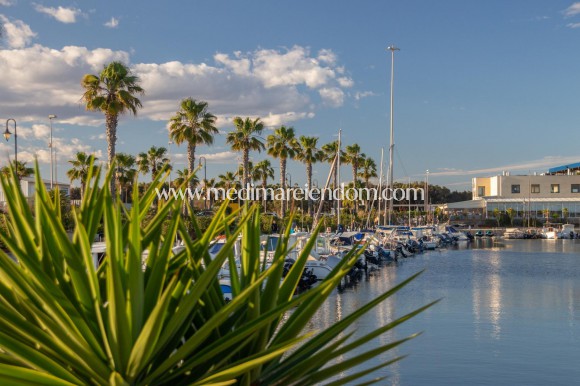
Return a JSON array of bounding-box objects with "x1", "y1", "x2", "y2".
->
[
  {"x1": 531, "y1": 184, "x2": 540, "y2": 194},
  {"x1": 477, "y1": 186, "x2": 485, "y2": 196},
  {"x1": 551, "y1": 184, "x2": 560, "y2": 193},
  {"x1": 511, "y1": 184, "x2": 520, "y2": 194},
  {"x1": 572, "y1": 184, "x2": 580, "y2": 193}
]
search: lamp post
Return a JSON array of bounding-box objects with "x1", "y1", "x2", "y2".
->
[
  {"x1": 199, "y1": 156, "x2": 207, "y2": 209},
  {"x1": 48, "y1": 114, "x2": 57, "y2": 189},
  {"x1": 387, "y1": 44, "x2": 399, "y2": 225},
  {"x1": 4, "y1": 118, "x2": 17, "y2": 166}
]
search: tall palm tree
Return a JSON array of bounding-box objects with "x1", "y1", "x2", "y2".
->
[
  {"x1": 67, "y1": 152, "x2": 98, "y2": 198},
  {"x1": 168, "y1": 98, "x2": 218, "y2": 189},
  {"x1": 358, "y1": 157, "x2": 377, "y2": 189},
  {"x1": 115, "y1": 152, "x2": 137, "y2": 202},
  {"x1": 321, "y1": 140, "x2": 344, "y2": 189},
  {"x1": 267, "y1": 126, "x2": 300, "y2": 216},
  {"x1": 202, "y1": 177, "x2": 217, "y2": 209},
  {"x1": 344, "y1": 144, "x2": 365, "y2": 213},
  {"x1": 237, "y1": 161, "x2": 254, "y2": 184},
  {"x1": 81, "y1": 61, "x2": 144, "y2": 192},
  {"x1": 296, "y1": 136, "x2": 324, "y2": 216},
  {"x1": 137, "y1": 146, "x2": 170, "y2": 180},
  {"x1": 226, "y1": 117, "x2": 264, "y2": 188},
  {"x1": 358, "y1": 157, "x2": 377, "y2": 211},
  {"x1": 1, "y1": 161, "x2": 34, "y2": 180},
  {"x1": 252, "y1": 159, "x2": 275, "y2": 209}
]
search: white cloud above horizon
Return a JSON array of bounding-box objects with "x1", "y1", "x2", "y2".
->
[
  {"x1": 104, "y1": 17, "x2": 118, "y2": 28},
  {"x1": 0, "y1": 0, "x2": 14, "y2": 6},
  {"x1": 0, "y1": 34, "x2": 352, "y2": 127},
  {"x1": 0, "y1": 14, "x2": 36, "y2": 48},
  {"x1": 564, "y1": 2, "x2": 580, "y2": 17},
  {"x1": 426, "y1": 156, "x2": 580, "y2": 177},
  {"x1": 33, "y1": 4, "x2": 83, "y2": 24}
]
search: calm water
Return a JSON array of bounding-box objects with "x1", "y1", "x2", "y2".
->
[{"x1": 308, "y1": 239, "x2": 580, "y2": 385}]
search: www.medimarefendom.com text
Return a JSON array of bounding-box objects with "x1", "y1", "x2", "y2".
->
[{"x1": 155, "y1": 185, "x2": 425, "y2": 202}]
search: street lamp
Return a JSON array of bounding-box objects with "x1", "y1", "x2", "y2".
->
[
  {"x1": 48, "y1": 114, "x2": 57, "y2": 189},
  {"x1": 199, "y1": 156, "x2": 207, "y2": 209},
  {"x1": 285, "y1": 172, "x2": 292, "y2": 188},
  {"x1": 4, "y1": 118, "x2": 17, "y2": 165}
]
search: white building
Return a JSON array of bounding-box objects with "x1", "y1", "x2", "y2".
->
[
  {"x1": 441, "y1": 164, "x2": 580, "y2": 223},
  {"x1": 0, "y1": 177, "x2": 70, "y2": 207}
]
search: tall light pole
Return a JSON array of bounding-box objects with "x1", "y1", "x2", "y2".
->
[
  {"x1": 4, "y1": 119, "x2": 17, "y2": 166},
  {"x1": 387, "y1": 44, "x2": 399, "y2": 225},
  {"x1": 425, "y1": 169, "x2": 430, "y2": 224},
  {"x1": 48, "y1": 114, "x2": 57, "y2": 189},
  {"x1": 199, "y1": 156, "x2": 207, "y2": 209}
]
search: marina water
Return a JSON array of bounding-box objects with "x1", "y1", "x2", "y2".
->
[{"x1": 308, "y1": 239, "x2": 580, "y2": 385}]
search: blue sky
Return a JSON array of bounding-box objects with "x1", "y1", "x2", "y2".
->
[{"x1": 1, "y1": 0, "x2": 580, "y2": 190}]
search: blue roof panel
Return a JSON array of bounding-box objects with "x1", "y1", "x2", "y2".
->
[{"x1": 548, "y1": 162, "x2": 580, "y2": 174}]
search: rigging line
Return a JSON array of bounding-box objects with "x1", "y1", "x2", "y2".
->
[{"x1": 394, "y1": 147, "x2": 409, "y2": 179}]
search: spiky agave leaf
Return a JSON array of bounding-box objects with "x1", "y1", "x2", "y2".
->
[{"x1": 0, "y1": 163, "x2": 433, "y2": 386}]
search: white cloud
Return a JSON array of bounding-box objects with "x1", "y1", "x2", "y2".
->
[
  {"x1": 564, "y1": 2, "x2": 580, "y2": 17},
  {"x1": 318, "y1": 87, "x2": 344, "y2": 107},
  {"x1": 0, "y1": 15, "x2": 36, "y2": 48},
  {"x1": 354, "y1": 91, "x2": 378, "y2": 100},
  {"x1": 34, "y1": 4, "x2": 83, "y2": 24},
  {"x1": 317, "y1": 48, "x2": 337, "y2": 64},
  {"x1": 0, "y1": 0, "x2": 14, "y2": 6},
  {"x1": 0, "y1": 44, "x2": 351, "y2": 129},
  {"x1": 89, "y1": 133, "x2": 106, "y2": 140},
  {"x1": 429, "y1": 156, "x2": 580, "y2": 177},
  {"x1": 0, "y1": 44, "x2": 128, "y2": 121},
  {"x1": 199, "y1": 151, "x2": 238, "y2": 163},
  {"x1": 104, "y1": 17, "x2": 119, "y2": 28},
  {"x1": 567, "y1": 22, "x2": 580, "y2": 28}
]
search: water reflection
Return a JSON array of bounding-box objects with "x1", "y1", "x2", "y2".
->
[{"x1": 303, "y1": 241, "x2": 580, "y2": 385}]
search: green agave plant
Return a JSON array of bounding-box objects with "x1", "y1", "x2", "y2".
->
[{"x1": 0, "y1": 162, "x2": 435, "y2": 385}]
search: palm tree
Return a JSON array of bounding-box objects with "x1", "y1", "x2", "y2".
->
[
  {"x1": 321, "y1": 140, "x2": 344, "y2": 189},
  {"x1": 137, "y1": 146, "x2": 170, "y2": 180},
  {"x1": 358, "y1": 157, "x2": 377, "y2": 189},
  {"x1": 252, "y1": 159, "x2": 275, "y2": 209},
  {"x1": 237, "y1": 161, "x2": 254, "y2": 184},
  {"x1": 81, "y1": 61, "x2": 144, "y2": 192},
  {"x1": 267, "y1": 126, "x2": 300, "y2": 216},
  {"x1": 173, "y1": 168, "x2": 199, "y2": 188},
  {"x1": 217, "y1": 171, "x2": 239, "y2": 191},
  {"x1": 358, "y1": 157, "x2": 377, "y2": 211},
  {"x1": 202, "y1": 177, "x2": 217, "y2": 209},
  {"x1": 226, "y1": 117, "x2": 264, "y2": 188},
  {"x1": 1, "y1": 161, "x2": 34, "y2": 180},
  {"x1": 296, "y1": 136, "x2": 324, "y2": 216},
  {"x1": 168, "y1": 98, "x2": 218, "y2": 189},
  {"x1": 67, "y1": 152, "x2": 98, "y2": 198},
  {"x1": 115, "y1": 152, "x2": 137, "y2": 202},
  {"x1": 344, "y1": 144, "x2": 365, "y2": 213}
]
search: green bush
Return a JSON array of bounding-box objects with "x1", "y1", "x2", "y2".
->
[{"x1": 0, "y1": 163, "x2": 433, "y2": 385}]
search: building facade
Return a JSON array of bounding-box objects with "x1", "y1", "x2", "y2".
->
[
  {"x1": 441, "y1": 167, "x2": 580, "y2": 224},
  {"x1": 0, "y1": 177, "x2": 70, "y2": 207}
]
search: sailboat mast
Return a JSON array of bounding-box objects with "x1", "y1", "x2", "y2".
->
[
  {"x1": 378, "y1": 147, "x2": 384, "y2": 226},
  {"x1": 387, "y1": 44, "x2": 399, "y2": 225},
  {"x1": 337, "y1": 128, "x2": 342, "y2": 228}
]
